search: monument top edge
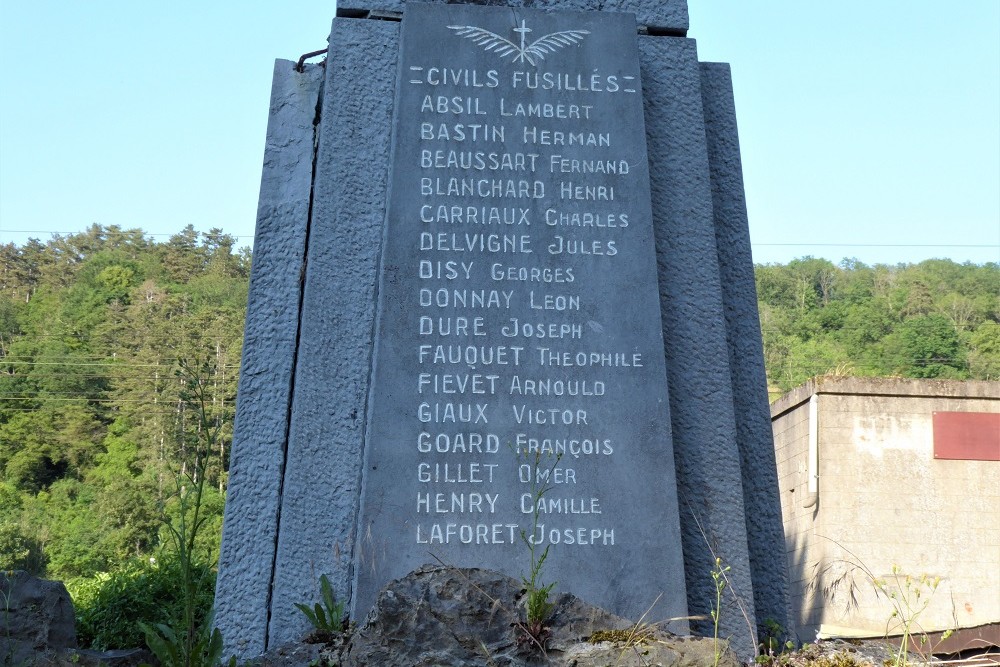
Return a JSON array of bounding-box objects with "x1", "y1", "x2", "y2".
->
[{"x1": 337, "y1": 0, "x2": 689, "y2": 33}]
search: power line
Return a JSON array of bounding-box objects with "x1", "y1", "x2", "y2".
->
[
  {"x1": 3, "y1": 229, "x2": 255, "y2": 240},
  {"x1": 0, "y1": 373, "x2": 215, "y2": 381},
  {"x1": 755, "y1": 243, "x2": 999, "y2": 249},
  {"x1": 0, "y1": 396, "x2": 231, "y2": 403},
  {"x1": 4, "y1": 230, "x2": 998, "y2": 249},
  {"x1": 0, "y1": 360, "x2": 238, "y2": 370}
]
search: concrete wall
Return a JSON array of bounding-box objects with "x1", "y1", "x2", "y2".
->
[
  {"x1": 772, "y1": 386, "x2": 821, "y2": 631},
  {"x1": 771, "y1": 378, "x2": 1000, "y2": 641}
]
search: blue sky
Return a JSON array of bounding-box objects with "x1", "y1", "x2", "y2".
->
[{"x1": 1, "y1": 1, "x2": 998, "y2": 266}]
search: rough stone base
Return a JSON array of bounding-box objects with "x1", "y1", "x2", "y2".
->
[{"x1": 258, "y1": 566, "x2": 740, "y2": 667}]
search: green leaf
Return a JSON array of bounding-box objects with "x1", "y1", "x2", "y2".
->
[
  {"x1": 320, "y1": 574, "x2": 336, "y2": 612},
  {"x1": 293, "y1": 602, "x2": 317, "y2": 623},
  {"x1": 138, "y1": 621, "x2": 181, "y2": 666},
  {"x1": 314, "y1": 603, "x2": 328, "y2": 628}
]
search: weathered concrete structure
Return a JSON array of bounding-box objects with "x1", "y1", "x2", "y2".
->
[
  {"x1": 215, "y1": 0, "x2": 787, "y2": 657},
  {"x1": 771, "y1": 377, "x2": 1000, "y2": 644}
]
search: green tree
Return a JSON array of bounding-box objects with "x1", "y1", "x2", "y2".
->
[
  {"x1": 755, "y1": 257, "x2": 997, "y2": 392},
  {"x1": 160, "y1": 225, "x2": 205, "y2": 284},
  {"x1": 882, "y1": 314, "x2": 967, "y2": 379},
  {"x1": 31, "y1": 479, "x2": 109, "y2": 579},
  {"x1": 88, "y1": 419, "x2": 161, "y2": 560},
  {"x1": 967, "y1": 320, "x2": 1000, "y2": 379},
  {"x1": 0, "y1": 522, "x2": 30, "y2": 569},
  {"x1": 0, "y1": 225, "x2": 247, "y2": 587},
  {"x1": 0, "y1": 482, "x2": 42, "y2": 572}
]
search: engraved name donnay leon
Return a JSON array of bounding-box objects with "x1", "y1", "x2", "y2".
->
[{"x1": 447, "y1": 20, "x2": 590, "y2": 66}]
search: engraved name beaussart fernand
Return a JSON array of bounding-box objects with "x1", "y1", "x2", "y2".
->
[{"x1": 447, "y1": 19, "x2": 590, "y2": 66}]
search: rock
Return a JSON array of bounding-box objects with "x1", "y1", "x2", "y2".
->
[
  {"x1": 340, "y1": 565, "x2": 522, "y2": 666},
  {"x1": 332, "y1": 565, "x2": 740, "y2": 667},
  {"x1": 255, "y1": 640, "x2": 325, "y2": 667},
  {"x1": 562, "y1": 635, "x2": 738, "y2": 667},
  {"x1": 29, "y1": 648, "x2": 155, "y2": 667},
  {"x1": 1, "y1": 570, "x2": 76, "y2": 662},
  {"x1": 802, "y1": 639, "x2": 912, "y2": 667},
  {"x1": 77, "y1": 648, "x2": 157, "y2": 667}
]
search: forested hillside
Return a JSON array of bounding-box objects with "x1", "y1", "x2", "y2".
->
[
  {"x1": 0, "y1": 225, "x2": 997, "y2": 645},
  {"x1": 757, "y1": 257, "x2": 999, "y2": 395},
  {"x1": 1, "y1": 225, "x2": 248, "y2": 587}
]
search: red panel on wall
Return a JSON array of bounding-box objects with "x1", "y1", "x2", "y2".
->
[{"x1": 933, "y1": 412, "x2": 1000, "y2": 461}]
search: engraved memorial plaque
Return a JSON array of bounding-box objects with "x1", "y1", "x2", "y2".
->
[{"x1": 354, "y1": 2, "x2": 687, "y2": 620}]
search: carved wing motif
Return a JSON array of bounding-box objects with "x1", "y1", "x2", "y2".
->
[
  {"x1": 524, "y1": 30, "x2": 591, "y2": 63},
  {"x1": 447, "y1": 23, "x2": 590, "y2": 66},
  {"x1": 447, "y1": 25, "x2": 520, "y2": 60}
]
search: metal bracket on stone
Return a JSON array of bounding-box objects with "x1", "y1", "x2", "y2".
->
[{"x1": 294, "y1": 49, "x2": 328, "y2": 72}]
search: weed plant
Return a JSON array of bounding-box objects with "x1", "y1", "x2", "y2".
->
[
  {"x1": 70, "y1": 557, "x2": 215, "y2": 650},
  {"x1": 758, "y1": 618, "x2": 795, "y2": 656},
  {"x1": 515, "y1": 447, "x2": 560, "y2": 652},
  {"x1": 689, "y1": 507, "x2": 758, "y2": 657},
  {"x1": 710, "y1": 557, "x2": 731, "y2": 667},
  {"x1": 137, "y1": 360, "x2": 232, "y2": 667},
  {"x1": 295, "y1": 573, "x2": 349, "y2": 642},
  {"x1": 817, "y1": 538, "x2": 954, "y2": 667},
  {"x1": 756, "y1": 643, "x2": 868, "y2": 667},
  {"x1": 587, "y1": 599, "x2": 662, "y2": 665},
  {"x1": 2, "y1": 570, "x2": 16, "y2": 667},
  {"x1": 874, "y1": 565, "x2": 951, "y2": 667}
]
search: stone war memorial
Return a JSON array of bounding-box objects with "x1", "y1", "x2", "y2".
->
[{"x1": 216, "y1": 0, "x2": 789, "y2": 658}]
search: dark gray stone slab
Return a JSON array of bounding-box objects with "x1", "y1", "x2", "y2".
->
[
  {"x1": 699, "y1": 61, "x2": 792, "y2": 636},
  {"x1": 638, "y1": 35, "x2": 758, "y2": 657},
  {"x1": 340, "y1": 0, "x2": 689, "y2": 33},
  {"x1": 264, "y1": 17, "x2": 401, "y2": 645},
  {"x1": 353, "y1": 2, "x2": 688, "y2": 627},
  {"x1": 213, "y1": 59, "x2": 323, "y2": 656}
]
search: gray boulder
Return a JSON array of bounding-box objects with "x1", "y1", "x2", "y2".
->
[
  {"x1": 28, "y1": 648, "x2": 156, "y2": 667},
  {"x1": 1, "y1": 570, "x2": 76, "y2": 661}
]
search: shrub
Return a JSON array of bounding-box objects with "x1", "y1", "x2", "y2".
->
[{"x1": 68, "y1": 555, "x2": 215, "y2": 651}]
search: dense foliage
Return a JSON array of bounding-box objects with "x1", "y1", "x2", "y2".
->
[
  {"x1": 756, "y1": 257, "x2": 999, "y2": 395},
  {"x1": 0, "y1": 226, "x2": 996, "y2": 647},
  {"x1": 1, "y1": 224, "x2": 246, "y2": 647},
  {"x1": 69, "y1": 555, "x2": 217, "y2": 650}
]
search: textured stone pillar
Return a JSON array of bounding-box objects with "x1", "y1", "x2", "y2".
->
[
  {"x1": 639, "y1": 35, "x2": 757, "y2": 656},
  {"x1": 701, "y1": 61, "x2": 792, "y2": 638},
  {"x1": 214, "y1": 60, "x2": 322, "y2": 655}
]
